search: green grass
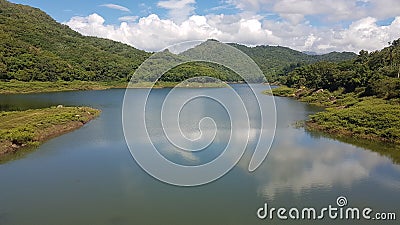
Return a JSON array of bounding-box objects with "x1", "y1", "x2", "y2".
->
[
  {"x1": 0, "y1": 80, "x2": 127, "y2": 94},
  {"x1": 265, "y1": 86, "x2": 400, "y2": 146},
  {"x1": 307, "y1": 98, "x2": 400, "y2": 144},
  {"x1": 128, "y1": 81, "x2": 228, "y2": 88},
  {"x1": 262, "y1": 86, "x2": 296, "y2": 97},
  {"x1": 0, "y1": 80, "x2": 228, "y2": 94},
  {"x1": 0, "y1": 106, "x2": 100, "y2": 162}
]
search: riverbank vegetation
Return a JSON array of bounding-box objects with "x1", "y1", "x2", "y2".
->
[
  {"x1": 308, "y1": 97, "x2": 400, "y2": 143},
  {"x1": 0, "y1": 106, "x2": 100, "y2": 162},
  {"x1": 0, "y1": 80, "x2": 228, "y2": 94},
  {"x1": 270, "y1": 38, "x2": 400, "y2": 144},
  {"x1": 0, "y1": 80, "x2": 128, "y2": 94}
]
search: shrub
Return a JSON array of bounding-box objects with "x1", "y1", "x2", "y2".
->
[{"x1": 3, "y1": 127, "x2": 35, "y2": 145}]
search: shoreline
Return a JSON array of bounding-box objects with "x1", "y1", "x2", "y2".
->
[
  {"x1": 0, "y1": 106, "x2": 101, "y2": 163},
  {"x1": 0, "y1": 80, "x2": 229, "y2": 94},
  {"x1": 266, "y1": 86, "x2": 400, "y2": 145},
  {"x1": 304, "y1": 121, "x2": 398, "y2": 144}
]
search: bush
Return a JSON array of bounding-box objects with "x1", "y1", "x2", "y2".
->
[
  {"x1": 3, "y1": 127, "x2": 35, "y2": 145},
  {"x1": 264, "y1": 86, "x2": 295, "y2": 97},
  {"x1": 309, "y1": 98, "x2": 400, "y2": 143}
]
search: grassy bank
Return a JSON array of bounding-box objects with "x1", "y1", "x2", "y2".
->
[
  {"x1": 0, "y1": 80, "x2": 127, "y2": 94},
  {"x1": 128, "y1": 81, "x2": 228, "y2": 88},
  {"x1": 307, "y1": 98, "x2": 400, "y2": 144},
  {"x1": 267, "y1": 86, "x2": 400, "y2": 144},
  {"x1": 0, "y1": 80, "x2": 227, "y2": 94},
  {"x1": 263, "y1": 86, "x2": 296, "y2": 97},
  {"x1": 0, "y1": 106, "x2": 100, "y2": 162}
]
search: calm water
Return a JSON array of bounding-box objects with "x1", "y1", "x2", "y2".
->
[{"x1": 0, "y1": 84, "x2": 399, "y2": 225}]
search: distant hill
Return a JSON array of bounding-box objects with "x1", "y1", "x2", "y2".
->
[
  {"x1": 229, "y1": 43, "x2": 357, "y2": 81},
  {"x1": 137, "y1": 40, "x2": 356, "y2": 83},
  {"x1": 0, "y1": 0, "x2": 150, "y2": 82},
  {"x1": 0, "y1": 0, "x2": 356, "y2": 83}
]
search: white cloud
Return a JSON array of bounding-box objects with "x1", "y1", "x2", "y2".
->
[
  {"x1": 227, "y1": 0, "x2": 400, "y2": 24},
  {"x1": 118, "y1": 16, "x2": 139, "y2": 22},
  {"x1": 244, "y1": 125, "x2": 395, "y2": 199},
  {"x1": 327, "y1": 17, "x2": 400, "y2": 52},
  {"x1": 280, "y1": 13, "x2": 305, "y2": 25},
  {"x1": 65, "y1": 13, "x2": 278, "y2": 52},
  {"x1": 273, "y1": 0, "x2": 358, "y2": 21},
  {"x1": 225, "y1": 0, "x2": 273, "y2": 11},
  {"x1": 65, "y1": 12, "x2": 400, "y2": 53},
  {"x1": 365, "y1": 0, "x2": 400, "y2": 19},
  {"x1": 157, "y1": 0, "x2": 196, "y2": 23},
  {"x1": 65, "y1": 1, "x2": 400, "y2": 54},
  {"x1": 100, "y1": 3, "x2": 131, "y2": 12}
]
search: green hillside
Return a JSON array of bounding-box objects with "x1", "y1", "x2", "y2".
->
[
  {"x1": 159, "y1": 40, "x2": 355, "y2": 83},
  {"x1": 229, "y1": 43, "x2": 357, "y2": 81},
  {"x1": 162, "y1": 62, "x2": 242, "y2": 82},
  {"x1": 0, "y1": 0, "x2": 150, "y2": 82}
]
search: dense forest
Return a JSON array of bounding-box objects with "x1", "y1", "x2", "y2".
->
[
  {"x1": 230, "y1": 43, "x2": 356, "y2": 81},
  {"x1": 271, "y1": 38, "x2": 400, "y2": 144},
  {"x1": 281, "y1": 39, "x2": 400, "y2": 99},
  {"x1": 0, "y1": 0, "x2": 356, "y2": 83},
  {"x1": 162, "y1": 61, "x2": 242, "y2": 83},
  {"x1": 0, "y1": 0, "x2": 150, "y2": 82}
]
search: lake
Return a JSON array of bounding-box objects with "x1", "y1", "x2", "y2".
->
[{"x1": 0, "y1": 84, "x2": 399, "y2": 225}]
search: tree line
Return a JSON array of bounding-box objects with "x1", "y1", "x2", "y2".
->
[{"x1": 280, "y1": 38, "x2": 400, "y2": 99}]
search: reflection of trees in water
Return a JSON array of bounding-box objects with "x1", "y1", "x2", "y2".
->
[{"x1": 306, "y1": 129, "x2": 400, "y2": 164}]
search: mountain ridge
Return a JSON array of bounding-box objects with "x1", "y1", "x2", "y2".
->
[{"x1": 228, "y1": 43, "x2": 356, "y2": 81}]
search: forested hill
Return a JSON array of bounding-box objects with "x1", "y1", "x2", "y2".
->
[
  {"x1": 0, "y1": 0, "x2": 356, "y2": 83},
  {"x1": 229, "y1": 43, "x2": 357, "y2": 81},
  {"x1": 270, "y1": 38, "x2": 400, "y2": 144},
  {"x1": 0, "y1": 0, "x2": 150, "y2": 81},
  {"x1": 282, "y1": 38, "x2": 400, "y2": 98}
]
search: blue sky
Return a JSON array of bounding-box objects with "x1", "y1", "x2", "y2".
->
[
  {"x1": 9, "y1": 0, "x2": 240, "y2": 24},
  {"x1": 8, "y1": 0, "x2": 400, "y2": 53}
]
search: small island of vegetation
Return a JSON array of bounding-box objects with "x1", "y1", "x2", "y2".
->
[{"x1": 0, "y1": 106, "x2": 100, "y2": 162}]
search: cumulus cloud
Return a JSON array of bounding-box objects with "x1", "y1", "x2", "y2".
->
[
  {"x1": 157, "y1": 0, "x2": 196, "y2": 23},
  {"x1": 100, "y1": 3, "x2": 131, "y2": 12},
  {"x1": 65, "y1": 12, "x2": 400, "y2": 53},
  {"x1": 328, "y1": 17, "x2": 400, "y2": 52},
  {"x1": 64, "y1": 0, "x2": 400, "y2": 53}
]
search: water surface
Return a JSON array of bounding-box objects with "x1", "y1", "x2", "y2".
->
[{"x1": 0, "y1": 85, "x2": 399, "y2": 225}]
